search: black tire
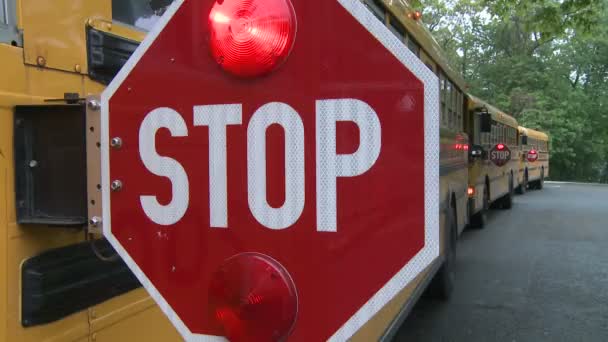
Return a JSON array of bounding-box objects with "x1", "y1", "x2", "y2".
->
[
  {"x1": 428, "y1": 205, "x2": 457, "y2": 300},
  {"x1": 470, "y1": 184, "x2": 489, "y2": 229},
  {"x1": 500, "y1": 175, "x2": 514, "y2": 210},
  {"x1": 538, "y1": 169, "x2": 545, "y2": 190},
  {"x1": 516, "y1": 173, "x2": 527, "y2": 195}
]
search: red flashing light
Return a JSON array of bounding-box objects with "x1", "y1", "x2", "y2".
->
[
  {"x1": 529, "y1": 149, "x2": 537, "y2": 155},
  {"x1": 412, "y1": 10, "x2": 422, "y2": 20},
  {"x1": 467, "y1": 187, "x2": 475, "y2": 196},
  {"x1": 209, "y1": 253, "x2": 298, "y2": 342},
  {"x1": 496, "y1": 143, "x2": 505, "y2": 150},
  {"x1": 209, "y1": 0, "x2": 297, "y2": 78}
]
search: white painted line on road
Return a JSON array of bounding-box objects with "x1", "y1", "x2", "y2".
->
[{"x1": 545, "y1": 181, "x2": 608, "y2": 186}]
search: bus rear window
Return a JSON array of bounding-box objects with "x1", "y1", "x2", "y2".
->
[{"x1": 112, "y1": 0, "x2": 174, "y2": 31}]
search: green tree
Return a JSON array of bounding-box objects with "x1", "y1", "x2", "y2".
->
[{"x1": 420, "y1": 0, "x2": 608, "y2": 182}]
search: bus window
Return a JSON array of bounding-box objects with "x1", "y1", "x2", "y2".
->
[
  {"x1": 364, "y1": 0, "x2": 386, "y2": 22},
  {"x1": 0, "y1": 0, "x2": 20, "y2": 45},
  {"x1": 112, "y1": 0, "x2": 174, "y2": 31},
  {"x1": 1, "y1": 1, "x2": 6, "y2": 25},
  {"x1": 440, "y1": 73, "x2": 447, "y2": 127},
  {"x1": 388, "y1": 13, "x2": 405, "y2": 41},
  {"x1": 446, "y1": 82, "x2": 453, "y2": 129},
  {"x1": 457, "y1": 91, "x2": 463, "y2": 131},
  {"x1": 407, "y1": 36, "x2": 421, "y2": 56}
]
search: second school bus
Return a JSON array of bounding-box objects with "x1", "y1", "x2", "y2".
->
[{"x1": 465, "y1": 95, "x2": 520, "y2": 228}]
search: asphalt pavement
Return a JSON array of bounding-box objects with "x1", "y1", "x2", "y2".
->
[{"x1": 395, "y1": 182, "x2": 608, "y2": 342}]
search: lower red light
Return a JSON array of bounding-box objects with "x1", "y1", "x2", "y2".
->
[
  {"x1": 208, "y1": 0, "x2": 297, "y2": 77},
  {"x1": 209, "y1": 253, "x2": 298, "y2": 342}
]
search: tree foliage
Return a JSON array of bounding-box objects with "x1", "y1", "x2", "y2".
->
[{"x1": 419, "y1": 0, "x2": 608, "y2": 182}]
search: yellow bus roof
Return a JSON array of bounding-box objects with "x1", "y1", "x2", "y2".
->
[
  {"x1": 518, "y1": 126, "x2": 549, "y2": 141},
  {"x1": 383, "y1": 1, "x2": 466, "y2": 90},
  {"x1": 467, "y1": 95, "x2": 518, "y2": 128}
]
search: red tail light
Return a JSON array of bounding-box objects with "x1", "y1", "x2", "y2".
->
[
  {"x1": 209, "y1": 253, "x2": 298, "y2": 342},
  {"x1": 208, "y1": 0, "x2": 297, "y2": 78}
]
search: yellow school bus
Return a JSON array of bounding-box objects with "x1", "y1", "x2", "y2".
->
[
  {"x1": 465, "y1": 95, "x2": 519, "y2": 228},
  {"x1": 351, "y1": 1, "x2": 471, "y2": 339},
  {"x1": 517, "y1": 126, "x2": 550, "y2": 191},
  {"x1": 0, "y1": 0, "x2": 472, "y2": 341}
]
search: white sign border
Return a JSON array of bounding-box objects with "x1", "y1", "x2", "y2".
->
[{"x1": 100, "y1": 0, "x2": 440, "y2": 341}]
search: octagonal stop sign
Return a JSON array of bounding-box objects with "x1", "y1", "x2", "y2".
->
[{"x1": 101, "y1": 0, "x2": 440, "y2": 341}]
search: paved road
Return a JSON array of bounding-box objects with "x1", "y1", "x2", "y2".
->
[{"x1": 395, "y1": 182, "x2": 608, "y2": 342}]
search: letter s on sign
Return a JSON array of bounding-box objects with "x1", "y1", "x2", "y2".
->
[{"x1": 139, "y1": 108, "x2": 190, "y2": 226}]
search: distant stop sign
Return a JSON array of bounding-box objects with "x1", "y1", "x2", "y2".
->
[
  {"x1": 101, "y1": 0, "x2": 440, "y2": 341},
  {"x1": 490, "y1": 143, "x2": 512, "y2": 167},
  {"x1": 527, "y1": 149, "x2": 539, "y2": 162}
]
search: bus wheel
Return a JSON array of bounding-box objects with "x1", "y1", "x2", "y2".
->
[
  {"x1": 501, "y1": 175, "x2": 514, "y2": 210},
  {"x1": 470, "y1": 185, "x2": 488, "y2": 229},
  {"x1": 516, "y1": 173, "x2": 527, "y2": 195},
  {"x1": 538, "y1": 169, "x2": 545, "y2": 190},
  {"x1": 427, "y1": 205, "x2": 457, "y2": 300}
]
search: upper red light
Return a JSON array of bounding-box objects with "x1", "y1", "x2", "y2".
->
[
  {"x1": 208, "y1": 0, "x2": 297, "y2": 78},
  {"x1": 209, "y1": 253, "x2": 298, "y2": 342},
  {"x1": 496, "y1": 143, "x2": 505, "y2": 150}
]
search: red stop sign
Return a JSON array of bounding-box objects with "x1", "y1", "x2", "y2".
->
[
  {"x1": 527, "y1": 149, "x2": 539, "y2": 162},
  {"x1": 490, "y1": 143, "x2": 512, "y2": 167},
  {"x1": 101, "y1": 0, "x2": 440, "y2": 341}
]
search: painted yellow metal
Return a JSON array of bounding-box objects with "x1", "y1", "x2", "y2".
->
[
  {"x1": 351, "y1": 266, "x2": 433, "y2": 341},
  {"x1": 20, "y1": 0, "x2": 111, "y2": 73},
  {"x1": 90, "y1": 303, "x2": 181, "y2": 342},
  {"x1": 88, "y1": 289, "x2": 181, "y2": 341},
  {"x1": 0, "y1": 1, "x2": 181, "y2": 341},
  {"x1": 87, "y1": 18, "x2": 147, "y2": 44}
]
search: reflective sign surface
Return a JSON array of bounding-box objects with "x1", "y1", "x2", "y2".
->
[{"x1": 102, "y1": 0, "x2": 439, "y2": 340}]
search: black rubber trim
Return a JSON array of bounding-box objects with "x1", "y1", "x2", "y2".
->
[
  {"x1": 22, "y1": 240, "x2": 141, "y2": 327},
  {"x1": 379, "y1": 257, "x2": 444, "y2": 341},
  {"x1": 14, "y1": 104, "x2": 88, "y2": 226},
  {"x1": 87, "y1": 26, "x2": 139, "y2": 85}
]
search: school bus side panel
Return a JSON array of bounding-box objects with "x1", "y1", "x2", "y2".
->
[
  {"x1": 20, "y1": 0, "x2": 111, "y2": 73},
  {"x1": 1, "y1": 2, "x2": 181, "y2": 341}
]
